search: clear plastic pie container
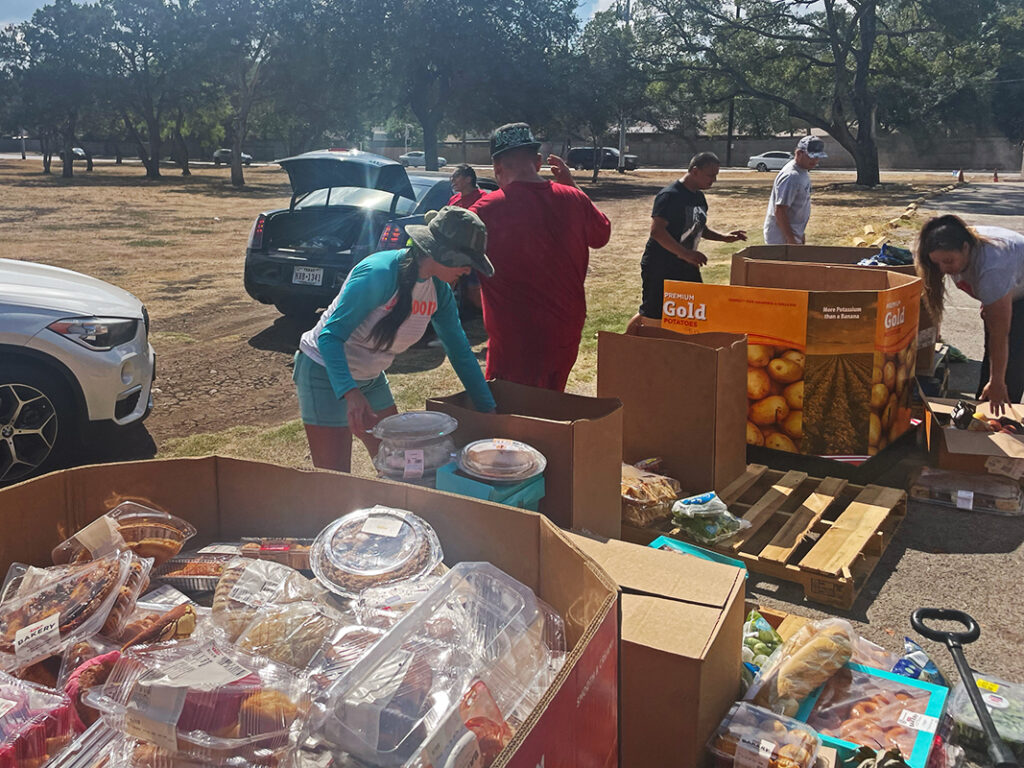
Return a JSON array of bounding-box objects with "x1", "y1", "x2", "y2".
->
[
  {"x1": 52, "y1": 503, "x2": 197, "y2": 567},
  {"x1": 84, "y1": 640, "x2": 308, "y2": 765},
  {"x1": 457, "y1": 439, "x2": 547, "y2": 484},
  {"x1": 372, "y1": 412, "x2": 459, "y2": 481},
  {"x1": 309, "y1": 507, "x2": 443, "y2": 598}
]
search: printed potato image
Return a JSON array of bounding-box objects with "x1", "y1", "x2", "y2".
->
[
  {"x1": 749, "y1": 395, "x2": 790, "y2": 426},
  {"x1": 781, "y1": 411, "x2": 802, "y2": 440},
  {"x1": 869, "y1": 412, "x2": 882, "y2": 446},
  {"x1": 865, "y1": 340, "x2": 917, "y2": 455},
  {"x1": 883, "y1": 359, "x2": 897, "y2": 390},
  {"x1": 783, "y1": 381, "x2": 803, "y2": 411},
  {"x1": 872, "y1": 351, "x2": 883, "y2": 385},
  {"x1": 870, "y1": 383, "x2": 889, "y2": 410},
  {"x1": 749, "y1": 344, "x2": 772, "y2": 368},
  {"x1": 782, "y1": 350, "x2": 805, "y2": 368},
  {"x1": 765, "y1": 432, "x2": 798, "y2": 453},
  {"x1": 768, "y1": 357, "x2": 803, "y2": 384},
  {"x1": 747, "y1": 421, "x2": 765, "y2": 446},
  {"x1": 748, "y1": 367, "x2": 772, "y2": 400}
]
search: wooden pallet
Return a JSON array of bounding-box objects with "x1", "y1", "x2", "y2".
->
[{"x1": 624, "y1": 464, "x2": 907, "y2": 609}]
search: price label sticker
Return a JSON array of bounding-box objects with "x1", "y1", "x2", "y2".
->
[
  {"x1": 956, "y1": 490, "x2": 974, "y2": 510},
  {"x1": 125, "y1": 710, "x2": 180, "y2": 753},
  {"x1": 197, "y1": 545, "x2": 241, "y2": 555},
  {"x1": 977, "y1": 679, "x2": 1001, "y2": 693},
  {"x1": 362, "y1": 515, "x2": 404, "y2": 538},
  {"x1": 403, "y1": 449, "x2": 425, "y2": 480},
  {"x1": 139, "y1": 585, "x2": 193, "y2": 607},
  {"x1": 229, "y1": 564, "x2": 283, "y2": 606},
  {"x1": 898, "y1": 710, "x2": 939, "y2": 733},
  {"x1": 73, "y1": 516, "x2": 123, "y2": 556},
  {"x1": 141, "y1": 646, "x2": 252, "y2": 690},
  {"x1": 982, "y1": 692, "x2": 1010, "y2": 710},
  {"x1": 734, "y1": 737, "x2": 775, "y2": 768},
  {"x1": 14, "y1": 612, "x2": 60, "y2": 662}
]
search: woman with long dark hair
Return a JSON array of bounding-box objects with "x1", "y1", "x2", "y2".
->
[
  {"x1": 915, "y1": 214, "x2": 1024, "y2": 414},
  {"x1": 294, "y1": 207, "x2": 496, "y2": 471}
]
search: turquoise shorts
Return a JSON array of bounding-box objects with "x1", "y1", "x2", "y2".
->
[{"x1": 292, "y1": 351, "x2": 395, "y2": 428}]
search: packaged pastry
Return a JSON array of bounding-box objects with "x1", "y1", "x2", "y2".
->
[
  {"x1": 0, "y1": 670, "x2": 75, "y2": 768},
  {"x1": 909, "y1": 467, "x2": 1024, "y2": 516},
  {"x1": 64, "y1": 649, "x2": 122, "y2": 732},
  {"x1": 44, "y1": 720, "x2": 118, "y2": 768},
  {"x1": 372, "y1": 411, "x2": 458, "y2": 483},
  {"x1": 707, "y1": 701, "x2": 820, "y2": 768},
  {"x1": 457, "y1": 439, "x2": 546, "y2": 484},
  {"x1": 948, "y1": 672, "x2": 1023, "y2": 760},
  {"x1": 240, "y1": 538, "x2": 314, "y2": 571},
  {"x1": 212, "y1": 558, "x2": 324, "y2": 641},
  {"x1": 117, "y1": 604, "x2": 200, "y2": 649},
  {"x1": 153, "y1": 549, "x2": 240, "y2": 594},
  {"x1": 621, "y1": 463, "x2": 681, "y2": 528},
  {"x1": 309, "y1": 507, "x2": 443, "y2": 598},
  {"x1": 308, "y1": 562, "x2": 565, "y2": 767},
  {"x1": 234, "y1": 602, "x2": 348, "y2": 669},
  {"x1": 352, "y1": 577, "x2": 443, "y2": 629},
  {"x1": 101, "y1": 554, "x2": 154, "y2": 639},
  {"x1": 0, "y1": 552, "x2": 133, "y2": 670},
  {"x1": 747, "y1": 619, "x2": 855, "y2": 717},
  {"x1": 53, "y1": 503, "x2": 197, "y2": 567},
  {"x1": 85, "y1": 640, "x2": 308, "y2": 765}
]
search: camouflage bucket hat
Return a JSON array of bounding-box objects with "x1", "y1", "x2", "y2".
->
[{"x1": 405, "y1": 206, "x2": 495, "y2": 277}]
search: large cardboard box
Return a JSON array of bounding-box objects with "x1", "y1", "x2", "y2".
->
[
  {"x1": 568, "y1": 533, "x2": 745, "y2": 768},
  {"x1": 596, "y1": 329, "x2": 747, "y2": 494},
  {"x1": 0, "y1": 457, "x2": 620, "y2": 768},
  {"x1": 427, "y1": 380, "x2": 623, "y2": 539},
  {"x1": 923, "y1": 395, "x2": 1024, "y2": 475},
  {"x1": 732, "y1": 244, "x2": 937, "y2": 373},
  {"x1": 661, "y1": 256, "x2": 922, "y2": 458}
]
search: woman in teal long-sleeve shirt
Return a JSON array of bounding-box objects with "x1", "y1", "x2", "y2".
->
[{"x1": 294, "y1": 207, "x2": 496, "y2": 472}]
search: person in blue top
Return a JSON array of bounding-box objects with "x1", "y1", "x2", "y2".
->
[{"x1": 294, "y1": 206, "x2": 497, "y2": 471}]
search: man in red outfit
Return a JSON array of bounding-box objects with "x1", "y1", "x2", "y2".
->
[{"x1": 470, "y1": 122, "x2": 611, "y2": 391}]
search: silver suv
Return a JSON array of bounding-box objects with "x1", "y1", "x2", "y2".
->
[{"x1": 0, "y1": 259, "x2": 155, "y2": 483}]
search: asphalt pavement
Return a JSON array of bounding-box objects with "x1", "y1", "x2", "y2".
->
[{"x1": 751, "y1": 182, "x2": 1024, "y2": 721}]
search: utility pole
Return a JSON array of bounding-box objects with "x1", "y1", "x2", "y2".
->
[
  {"x1": 617, "y1": 0, "x2": 631, "y2": 172},
  {"x1": 725, "y1": 2, "x2": 740, "y2": 167}
]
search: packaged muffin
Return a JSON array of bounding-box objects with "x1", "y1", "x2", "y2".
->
[
  {"x1": 0, "y1": 670, "x2": 75, "y2": 768},
  {"x1": 85, "y1": 640, "x2": 308, "y2": 765},
  {"x1": 458, "y1": 439, "x2": 546, "y2": 484},
  {"x1": 707, "y1": 702, "x2": 820, "y2": 768},
  {"x1": 309, "y1": 507, "x2": 443, "y2": 598}
]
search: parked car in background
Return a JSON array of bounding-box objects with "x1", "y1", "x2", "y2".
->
[
  {"x1": 747, "y1": 151, "x2": 793, "y2": 171},
  {"x1": 58, "y1": 147, "x2": 87, "y2": 161},
  {"x1": 244, "y1": 149, "x2": 458, "y2": 317},
  {"x1": 213, "y1": 148, "x2": 253, "y2": 166},
  {"x1": 0, "y1": 259, "x2": 155, "y2": 483},
  {"x1": 398, "y1": 150, "x2": 446, "y2": 168},
  {"x1": 566, "y1": 146, "x2": 639, "y2": 172}
]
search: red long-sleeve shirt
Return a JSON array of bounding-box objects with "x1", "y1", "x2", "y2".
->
[{"x1": 471, "y1": 180, "x2": 611, "y2": 390}]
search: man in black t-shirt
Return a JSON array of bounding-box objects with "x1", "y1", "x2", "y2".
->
[{"x1": 629, "y1": 152, "x2": 747, "y2": 326}]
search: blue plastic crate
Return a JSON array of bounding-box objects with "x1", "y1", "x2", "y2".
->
[
  {"x1": 648, "y1": 535, "x2": 748, "y2": 577},
  {"x1": 435, "y1": 462, "x2": 545, "y2": 511}
]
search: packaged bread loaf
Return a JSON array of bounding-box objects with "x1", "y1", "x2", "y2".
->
[
  {"x1": 747, "y1": 619, "x2": 854, "y2": 716},
  {"x1": 621, "y1": 463, "x2": 681, "y2": 528}
]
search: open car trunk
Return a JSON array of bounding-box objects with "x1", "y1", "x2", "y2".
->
[{"x1": 261, "y1": 206, "x2": 392, "y2": 260}]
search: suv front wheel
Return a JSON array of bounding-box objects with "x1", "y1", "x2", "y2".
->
[{"x1": 0, "y1": 362, "x2": 73, "y2": 483}]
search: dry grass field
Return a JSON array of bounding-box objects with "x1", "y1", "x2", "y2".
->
[{"x1": 0, "y1": 158, "x2": 956, "y2": 476}]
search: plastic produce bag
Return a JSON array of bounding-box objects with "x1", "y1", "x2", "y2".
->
[
  {"x1": 948, "y1": 673, "x2": 1023, "y2": 761},
  {"x1": 745, "y1": 619, "x2": 855, "y2": 717},
  {"x1": 671, "y1": 492, "x2": 750, "y2": 545},
  {"x1": 742, "y1": 610, "x2": 784, "y2": 669}
]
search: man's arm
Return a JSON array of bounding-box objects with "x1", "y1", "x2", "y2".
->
[
  {"x1": 650, "y1": 217, "x2": 706, "y2": 267},
  {"x1": 773, "y1": 205, "x2": 802, "y2": 244},
  {"x1": 547, "y1": 154, "x2": 578, "y2": 189},
  {"x1": 704, "y1": 226, "x2": 747, "y2": 243}
]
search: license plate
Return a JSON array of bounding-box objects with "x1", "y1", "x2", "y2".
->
[{"x1": 292, "y1": 266, "x2": 323, "y2": 286}]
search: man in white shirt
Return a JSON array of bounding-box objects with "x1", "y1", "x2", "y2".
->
[{"x1": 763, "y1": 135, "x2": 828, "y2": 245}]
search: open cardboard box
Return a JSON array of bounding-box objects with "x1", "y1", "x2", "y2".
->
[
  {"x1": 0, "y1": 456, "x2": 620, "y2": 768},
  {"x1": 427, "y1": 379, "x2": 624, "y2": 539},
  {"x1": 568, "y1": 533, "x2": 745, "y2": 768},
  {"x1": 660, "y1": 257, "x2": 921, "y2": 460},
  {"x1": 732, "y1": 244, "x2": 937, "y2": 373},
  {"x1": 923, "y1": 395, "x2": 1024, "y2": 475},
  {"x1": 597, "y1": 329, "x2": 748, "y2": 495}
]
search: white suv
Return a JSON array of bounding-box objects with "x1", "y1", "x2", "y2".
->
[{"x1": 0, "y1": 259, "x2": 156, "y2": 483}]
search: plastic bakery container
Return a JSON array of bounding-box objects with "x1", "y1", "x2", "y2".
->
[
  {"x1": 309, "y1": 507, "x2": 443, "y2": 598},
  {"x1": 707, "y1": 702, "x2": 820, "y2": 768},
  {"x1": 457, "y1": 439, "x2": 546, "y2": 484},
  {"x1": 372, "y1": 412, "x2": 458, "y2": 483},
  {"x1": 0, "y1": 671, "x2": 75, "y2": 768},
  {"x1": 52, "y1": 503, "x2": 198, "y2": 567}
]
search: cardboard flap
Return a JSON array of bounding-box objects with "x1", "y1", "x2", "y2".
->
[
  {"x1": 621, "y1": 593, "x2": 723, "y2": 657},
  {"x1": 733, "y1": 256, "x2": 921, "y2": 292},
  {"x1": 924, "y1": 396, "x2": 1024, "y2": 458},
  {"x1": 567, "y1": 533, "x2": 744, "y2": 609}
]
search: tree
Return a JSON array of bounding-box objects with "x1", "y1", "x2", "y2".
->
[{"x1": 360, "y1": 0, "x2": 577, "y2": 171}]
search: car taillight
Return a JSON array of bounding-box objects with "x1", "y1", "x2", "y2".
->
[
  {"x1": 378, "y1": 223, "x2": 406, "y2": 250},
  {"x1": 250, "y1": 214, "x2": 266, "y2": 249}
]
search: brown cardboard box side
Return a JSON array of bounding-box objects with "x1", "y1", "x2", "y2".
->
[
  {"x1": 924, "y1": 396, "x2": 1024, "y2": 474},
  {"x1": 733, "y1": 258, "x2": 919, "y2": 293},
  {"x1": 569, "y1": 534, "x2": 745, "y2": 768},
  {"x1": 0, "y1": 456, "x2": 620, "y2": 768},
  {"x1": 427, "y1": 380, "x2": 623, "y2": 539},
  {"x1": 597, "y1": 329, "x2": 747, "y2": 494}
]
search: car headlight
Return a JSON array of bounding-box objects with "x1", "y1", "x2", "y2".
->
[{"x1": 47, "y1": 317, "x2": 139, "y2": 350}]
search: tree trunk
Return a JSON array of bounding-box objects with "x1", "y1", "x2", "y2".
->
[
  {"x1": 61, "y1": 114, "x2": 76, "y2": 179},
  {"x1": 853, "y1": 138, "x2": 880, "y2": 186},
  {"x1": 590, "y1": 135, "x2": 600, "y2": 184},
  {"x1": 85, "y1": 149, "x2": 93, "y2": 171},
  {"x1": 421, "y1": 118, "x2": 440, "y2": 172},
  {"x1": 173, "y1": 110, "x2": 190, "y2": 176},
  {"x1": 115, "y1": 144, "x2": 123, "y2": 164},
  {"x1": 40, "y1": 133, "x2": 52, "y2": 174},
  {"x1": 144, "y1": 117, "x2": 162, "y2": 179},
  {"x1": 231, "y1": 130, "x2": 246, "y2": 187}
]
